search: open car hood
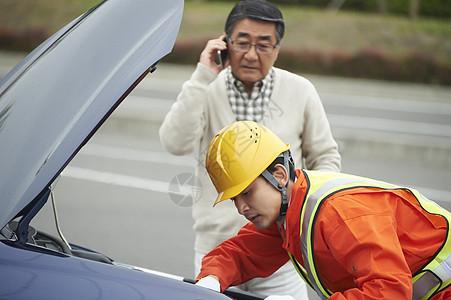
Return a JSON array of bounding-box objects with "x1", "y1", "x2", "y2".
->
[{"x1": 0, "y1": 0, "x2": 183, "y2": 229}]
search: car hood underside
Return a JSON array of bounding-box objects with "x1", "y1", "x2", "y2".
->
[{"x1": 0, "y1": 0, "x2": 184, "y2": 229}]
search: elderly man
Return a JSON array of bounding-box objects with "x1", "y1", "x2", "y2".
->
[{"x1": 159, "y1": 0, "x2": 341, "y2": 298}]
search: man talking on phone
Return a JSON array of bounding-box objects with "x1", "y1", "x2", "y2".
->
[{"x1": 159, "y1": 1, "x2": 341, "y2": 298}]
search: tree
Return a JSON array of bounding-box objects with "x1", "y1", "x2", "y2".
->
[
  {"x1": 378, "y1": 0, "x2": 387, "y2": 15},
  {"x1": 327, "y1": 0, "x2": 346, "y2": 12},
  {"x1": 410, "y1": 0, "x2": 421, "y2": 19}
]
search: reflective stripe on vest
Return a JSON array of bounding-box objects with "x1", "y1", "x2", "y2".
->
[{"x1": 296, "y1": 170, "x2": 451, "y2": 300}]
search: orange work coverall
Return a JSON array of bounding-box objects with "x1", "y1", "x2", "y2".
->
[{"x1": 197, "y1": 170, "x2": 451, "y2": 299}]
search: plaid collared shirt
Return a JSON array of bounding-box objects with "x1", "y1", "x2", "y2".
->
[{"x1": 226, "y1": 67, "x2": 275, "y2": 122}]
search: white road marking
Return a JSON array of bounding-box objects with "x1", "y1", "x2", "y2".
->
[
  {"x1": 327, "y1": 114, "x2": 451, "y2": 138},
  {"x1": 80, "y1": 143, "x2": 197, "y2": 167},
  {"x1": 62, "y1": 166, "x2": 169, "y2": 193},
  {"x1": 72, "y1": 144, "x2": 451, "y2": 203},
  {"x1": 62, "y1": 166, "x2": 451, "y2": 205}
]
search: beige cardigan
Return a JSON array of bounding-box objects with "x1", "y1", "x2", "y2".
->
[{"x1": 159, "y1": 63, "x2": 341, "y2": 253}]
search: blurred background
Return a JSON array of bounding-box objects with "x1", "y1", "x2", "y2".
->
[
  {"x1": 1, "y1": 0, "x2": 450, "y2": 84},
  {"x1": 1, "y1": 1, "x2": 450, "y2": 299}
]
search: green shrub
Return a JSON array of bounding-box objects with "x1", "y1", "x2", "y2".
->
[
  {"x1": 166, "y1": 40, "x2": 451, "y2": 85},
  {"x1": 0, "y1": 27, "x2": 48, "y2": 52},
  {"x1": 203, "y1": 0, "x2": 451, "y2": 18}
]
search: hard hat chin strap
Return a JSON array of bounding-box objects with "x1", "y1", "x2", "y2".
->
[{"x1": 261, "y1": 151, "x2": 290, "y2": 221}]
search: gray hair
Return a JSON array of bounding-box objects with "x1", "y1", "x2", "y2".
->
[{"x1": 225, "y1": 0, "x2": 285, "y2": 44}]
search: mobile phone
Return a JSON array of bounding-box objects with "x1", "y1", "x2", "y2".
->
[
  {"x1": 217, "y1": 39, "x2": 228, "y2": 69},
  {"x1": 217, "y1": 49, "x2": 228, "y2": 69}
]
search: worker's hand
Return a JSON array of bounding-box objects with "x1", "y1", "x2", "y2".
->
[
  {"x1": 264, "y1": 296, "x2": 295, "y2": 300},
  {"x1": 195, "y1": 275, "x2": 220, "y2": 292},
  {"x1": 199, "y1": 35, "x2": 228, "y2": 74}
]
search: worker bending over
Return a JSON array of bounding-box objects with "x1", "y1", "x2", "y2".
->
[{"x1": 196, "y1": 120, "x2": 451, "y2": 300}]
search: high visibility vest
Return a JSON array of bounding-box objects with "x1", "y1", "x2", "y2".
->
[{"x1": 288, "y1": 170, "x2": 451, "y2": 300}]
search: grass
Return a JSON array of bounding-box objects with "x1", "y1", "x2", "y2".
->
[
  {"x1": 1, "y1": 0, "x2": 450, "y2": 84},
  {"x1": 178, "y1": 2, "x2": 451, "y2": 63},
  {"x1": 0, "y1": 0, "x2": 99, "y2": 32}
]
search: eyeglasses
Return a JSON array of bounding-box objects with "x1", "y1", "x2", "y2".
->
[{"x1": 229, "y1": 38, "x2": 279, "y2": 55}]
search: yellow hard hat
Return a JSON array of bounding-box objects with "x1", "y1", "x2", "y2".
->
[{"x1": 205, "y1": 121, "x2": 290, "y2": 206}]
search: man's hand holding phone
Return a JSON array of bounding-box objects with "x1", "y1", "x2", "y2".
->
[{"x1": 199, "y1": 35, "x2": 229, "y2": 74}]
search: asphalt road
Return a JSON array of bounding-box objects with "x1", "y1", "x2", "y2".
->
[{"x1": 2, "y1": 51, "x2": 451, "y2": 299}]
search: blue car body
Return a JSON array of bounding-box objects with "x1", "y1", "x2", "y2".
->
[{"x1": 0, "y1": 239, "x2": 229, "y2": 299}]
